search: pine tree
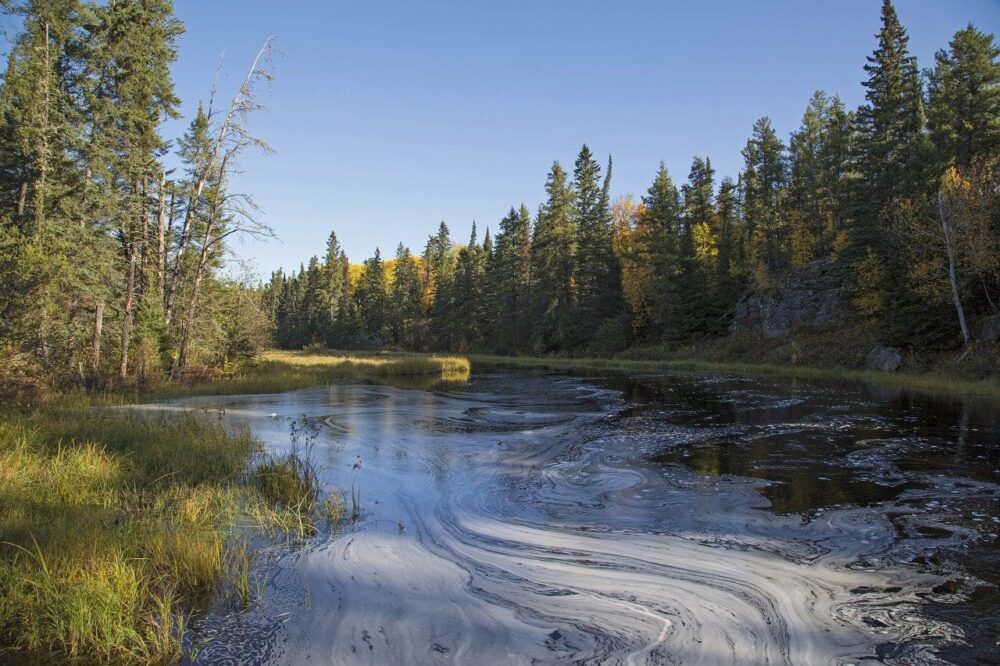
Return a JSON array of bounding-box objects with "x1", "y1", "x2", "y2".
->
[
  {"x1": 857, "y1": 0, "x2": 932, "y2": 241},
  {"x1": 390, "y1": 242, "x2": 422, "y2": 348},
  {"x1": 424, "y1": 221, "x2": 454, "y2": 349},
  {"x1": 741, "y1": 117, "x2": 787, "y2": 285},
  {"x1": 491, "y1": 205, "x2": 533, "y2": 352},
  {"x1": 318, "y1": 231, "x2": 345, "y2": 342},
  {"x1": 530, "y1": 161, "x2": 577, "y2": 351},
  {"x1": 451, "y1": 222, "x2": 484, "y2": 351},
  {"x1": 678, "y1": 156, "x2": 717, "y2": 338},
  {"x1": 573, "y1": 147, "x2": 622, "y2": 342},
  {"x1": 355, "y1": 247, "x2": 389, "y2": 344},
  {"x1": 927, "y1": 25, "x2": 1000, "y2": 169},
  {"x1": 714, "y1": 177, "x2": 743, "y2": 310},
  {"x1": 642, "y1": 163, "x2": 682, "y2": 342}
]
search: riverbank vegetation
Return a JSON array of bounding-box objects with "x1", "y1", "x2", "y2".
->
[
  {"x1": 0, "y1": 409, "x2": 331, "y2": 663},
  {"x1": 265, "y1": 2, "x2": 999, "y2": 384},
  {"x1": 0, "y1": 347, "x2": 467, "y2": 662}
]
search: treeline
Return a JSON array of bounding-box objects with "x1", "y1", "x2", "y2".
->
[
  {"x1": 0, "y1": 0, "x2": 274, "y2": 396},
  {"x1": 268, "y1": 1, "x2": 1000, "y2": 356}
]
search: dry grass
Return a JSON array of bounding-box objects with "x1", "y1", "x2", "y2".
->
[
  {"x1": 470, "y1": 348, "x2": 1000, "y2": 402},
  {"x1": 0, "y1": 411, "x2": 326, "y2": 663}
]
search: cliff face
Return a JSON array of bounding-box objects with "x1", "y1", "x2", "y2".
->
[{"x1": 731, "y1": 258, "x2": 844, "y2": 338}]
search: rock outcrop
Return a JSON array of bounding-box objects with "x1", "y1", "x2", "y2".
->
[
  {"x1": 731, "y1": 258, "x2": 843, "y2": 338},
  {"x1": 979, "y1": 315, "x2": 1000, "y2": 343},
  {"x1": 865, "y1": 346, "x2": 903, "y2": 372}
]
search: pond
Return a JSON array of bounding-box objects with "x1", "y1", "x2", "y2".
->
[{"x1": 157, "y1": 369, "x2": 999, "y2": 665}]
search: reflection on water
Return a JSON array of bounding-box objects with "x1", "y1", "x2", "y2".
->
[{"x1": 148, "y1": 369, "x2": 999, "y2": 665}]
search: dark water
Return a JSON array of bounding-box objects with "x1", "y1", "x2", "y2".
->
[{"x1": 149, "y1": 369, "x2": 999, "y2": 665}]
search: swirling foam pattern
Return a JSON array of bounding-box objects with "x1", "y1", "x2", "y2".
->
[{"x1": 151, "y1": 372, "x2": 998, "y2": 665}]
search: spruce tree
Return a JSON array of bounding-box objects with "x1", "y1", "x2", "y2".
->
[
  {"x1": 573, "y1": 146, "x2": 621, "y2": 343},
  {"x1": 390, "y1": 242, "x2": 422, "y2": 348},
  {"x1": 530, "y1": 161, "x2": 577, "y2": 351},
  {"x1": 927, "y1": 25, "x2": 1000, "y2": 168},
  {"x1": 741, "y1": 117, "x2": 787, "y2": 284},
  {"x1": 642, "y1": 163, "x2": 682, "y2": 342}
]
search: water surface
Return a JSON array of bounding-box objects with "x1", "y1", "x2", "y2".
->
[{"x1": 155, "y1": 370, "x2": 999, "y2": 665}]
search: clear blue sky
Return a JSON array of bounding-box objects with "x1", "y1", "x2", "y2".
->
[{"x1": 26, "y1": 2, "x2": 1000, "y2": 275}]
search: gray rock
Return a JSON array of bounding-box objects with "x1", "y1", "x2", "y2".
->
[
  {"x1": 731, "y1": 257, "x2": 843, "y2": 338},
  {"x1": 866, "y1": 346, "x2": 903, "y2": 372},
  {"x1": 979, "y1": 315, "x2": 1000, "y2": 343}
]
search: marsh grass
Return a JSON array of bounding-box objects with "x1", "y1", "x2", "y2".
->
[
  {"x1": 90, "y1": 350, "x2": 473, "y2": 404},
  {"x1": 469, "y1": 353, "x2": 1000, "y2": 401},
  {"x1": 0, "y1": 410, "x2": 326, "y2": 664}
]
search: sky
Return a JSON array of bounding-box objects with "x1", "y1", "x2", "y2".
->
[{"x1": 14, "y1": 1, "x2": 1000, "y2": 276}]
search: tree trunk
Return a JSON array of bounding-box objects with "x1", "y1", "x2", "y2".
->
[
  {"x1": 156, "y1": 172, "x2": 167, "y2": 298},
  {"x1": 139, "y1": 177, "x2": 149, "y2": 288},
  {"x1": 939, "y1": 194, "x2": 971, "y2": 345},
  {"x1": 119, "y1": 243, "x2": 136, "y2": 379},
  {"x1": 90, "y1": 302, "x2": 104, "y2": 384},
  {"x1": 176, "y1": 218, "x2": 215, "y2": 370},
  {"x1": 16, "y1": 181, "x2": 26, "y2": 217}
]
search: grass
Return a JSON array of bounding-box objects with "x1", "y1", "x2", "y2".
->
[
  {"x1": 97, "y1": 350, "x2": 472, "y2": 404},
  {"x1": 469, "y1": 351, "x2": 1000, "y2": 401},
  {"x1": 0, "y1": 409, "x2": 333, "y2": 664}
]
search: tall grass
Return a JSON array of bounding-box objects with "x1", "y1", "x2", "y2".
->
[
  {"x1": 0, "y1": 410, "x2": 328, "y2": 664},
  {"x1": 469, "y1": 353, "x2": 1000, "y2": 401}
]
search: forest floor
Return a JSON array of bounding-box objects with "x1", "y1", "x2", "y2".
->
[{"x1": 0, "y1": 351, "x2": 469, "y2": 663}]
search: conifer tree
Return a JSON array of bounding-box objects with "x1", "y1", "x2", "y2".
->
[
  {"x1": 573, "y1": 146, "x2": 622, "y2": 342},
  {"x1": 530, "y1": 161, "x2": 577, "y2": 351},
  {"x1": 355, "y1": 247, "x2": 389, "y2": 344},
  {"x1": 927, "y1": 25, "x2": 1000, "y2": 168},
  {"x1": 642, "y1": 163, "x2": 682, "y2": 341},
  {"x1": 741, "y1": 117, "x2": 787, "y2": 286},
  {"x1": 390, "y1": 242, "x2": 422, "y2": 348}
]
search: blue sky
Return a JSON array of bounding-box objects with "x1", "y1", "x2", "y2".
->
[{"x1": 15, "y1": 2, "x2": 1000, "y2": 275}]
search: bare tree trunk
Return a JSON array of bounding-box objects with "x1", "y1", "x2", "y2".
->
[
  {"x1": 90, "y1": 302, "x2": 104, "y2": 384},
  {"x1": 16, "y1": 182, "x2": 26, "y2": 217},
  {"x1": 156, "y1": 172, "x2": 167, "y2": 299},
  {"x1": 139, "y1": 177, "x2": 149, "y2": 288},
  {"x1": 165, "y1": 39, "x2": 273, "y2": 326},
  {"x1": 177, "y1": 215, "x2": 216, "y2": 370},
  {"x1": 940, "y1": 194, "x2": 971, "y2": 346},
  {"x1": 119, "y1": 241, "x2": 136, "y2": 380}
]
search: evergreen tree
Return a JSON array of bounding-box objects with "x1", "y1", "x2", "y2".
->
[
  {"x1": 642, "y1": 163, "x2": 682, "y2": 342},
  {"x1": 741, "y1": 117, "x2": 787, "y2": 285},
  {"x1": 491, "y1": 205, "x2": 533, "y2": 353},
  {"x1": 354, "y1": 247, "x2": 388, "y2": 344},
  {"x1": 451, "y1": 222, "x2": 484, "y2": 351},
  {"x1": 927, "y1": 25, "x2": 1000, "y2": 168},
  {"x1": 573, "y1": 146, "x2": 622, "y2": 342},
  {"x1": 319, "y1": 231, "x2": 346, "y2": 342},
  {"x1": 678, "y1": 156, "x2": 717, "y2": 338},
  {"x1": 424, "y1": 221, "x2": 454, "y2": 349},
  {"x1": 530, "y1": 161, "x2": 577, "y2": 351},
  {"x1": 714, "y1": 176, "x2": 743, "y2": 309},
  {"x1": 390, "y1": 242, "x2": 423, "y2": 348}
]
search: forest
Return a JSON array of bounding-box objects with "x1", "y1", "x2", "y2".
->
[
  {"x1": 266, "y1": 2, "x2": 1000, "y2": 365},
  {"x1": 0, "y1": 0, "x2": 999, "y2": 402},
  {"x1": 0, "y1": 0, "x2": 275, "y2": 402}
]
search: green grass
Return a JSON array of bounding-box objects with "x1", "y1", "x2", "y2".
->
[
  {"x1": 469, "y1": 353, "x2": 1000, "y2": 401},
  {"x1": 0, "y1": 410, "x2": 332, "y2": 664},
  {"x1": 87, "y1": 350, "x2": 472, "y2": 404}
]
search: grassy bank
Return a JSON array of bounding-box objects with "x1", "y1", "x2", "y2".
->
[
  {"x1": 469, "y1": 351, "x2": 1000, "y2": 402},
  {"x1": 0, "y1": 350, "x2": 468, "y2": 662},
  {"x1": 114, "y1": 350, "x2": 471, "y2": 403},
  {"x1": 0, "y1": 409, "x2": 333, "y2": 663}
]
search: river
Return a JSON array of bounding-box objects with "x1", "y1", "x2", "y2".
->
[{"x1": 156, "y1": 369, "x2": 998, "y2": 665}]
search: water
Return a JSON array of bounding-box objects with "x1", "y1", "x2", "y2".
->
[{"x1": 152, "y1": 370, "x2": 999, "y2": 665}]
